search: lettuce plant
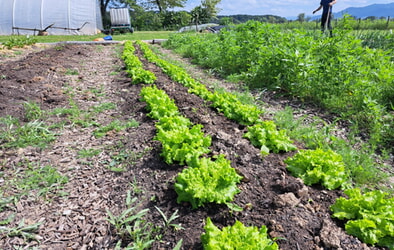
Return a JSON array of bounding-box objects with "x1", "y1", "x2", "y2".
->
[
  {"x1": 330, "y1": 188, "x2": 394, "y2": 248},
  {"x1": 284, "y1": 148, "x2": 348, "y2": 190},
  {"x1": 155, "y1": 118, "x2": 212, "y2": 165},
  {"x1": 243, "y1": 120, "x2": 297, "y2": 156},
  {"x1": 201, "y1": 217, "x2": 278, "y2": 250},
  {"x1": 122, "y1": 41, "x2": 156, "y2": 84},
  {"x1": 140, "y1": 85, "x2": 179, "y2": 119},
  {"x1": 174, "y1": 155, "x2": 242, "y2": 208}
]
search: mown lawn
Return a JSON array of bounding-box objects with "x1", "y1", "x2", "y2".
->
[{"x1": 0, "y1": 31, "x2": 173, "y2": 43}]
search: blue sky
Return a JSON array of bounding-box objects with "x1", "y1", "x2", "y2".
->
[{"x1": 180, "y1": 0, "x2": 393, "y2": 18}]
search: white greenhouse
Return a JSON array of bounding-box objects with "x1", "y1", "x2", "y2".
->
[{"x1": 0, "y1": 0, "x2": 103, "y2": 35}]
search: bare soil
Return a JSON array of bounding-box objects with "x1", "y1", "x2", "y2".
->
[{"x1": 0, "y1": 42, "x2": 385, "y2": 249}]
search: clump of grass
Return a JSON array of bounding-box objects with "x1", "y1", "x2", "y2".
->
[
  {"x1": 93, "y1": 119, "x2": 139, "y2": 138},
  {"x1": 0, "y1": 116, "x2": 56, "y2": 149},
  {"x1": 1, "y1": 161, "x2": 68, "y2": 200}
]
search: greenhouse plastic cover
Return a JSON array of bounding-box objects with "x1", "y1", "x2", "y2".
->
[{"x1": 0, "y1": 0, "x2": 103, "y2": 35}]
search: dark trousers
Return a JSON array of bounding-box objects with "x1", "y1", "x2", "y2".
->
[{"x1": 321, "y1": 12, "x2": 332, "y2": 31}]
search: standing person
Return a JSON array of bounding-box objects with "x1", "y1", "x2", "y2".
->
[{"x1": 313, "y1": 0, "x2": 337, "y2": 36}]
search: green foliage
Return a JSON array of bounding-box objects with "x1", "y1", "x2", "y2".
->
[
  {"x1": 243, "y1": 120, "x2": 297, "y2": 156},
  {"x1": 174, "y1": 155, "x2": 242, "y2": 209},
  {"x1": 0, "y1": 218, "x2": 42, "y2": 241},
  {"x1": 0, "y1": 116, "x2": 56, "y2": 149},
  {"x1": 155, "y1": 116, "x2": 211, "y2": 165},
  {"x1": 23, "y1": 101, "x2": 44, "y2": 121},
  {"x1": 138, "y1": 40, "x2": 264, "y2": 126},
  {"x1": 106, "y1": 191, "x2": 154, "y2": 249},
  {"x1": 93, "y1": 119, "x2": 139, "y2": 138},
  {"x1": 122, "y1": 41, "x2": 156, "y2": 84},
  {"x1": 163, "y1": 20, "x2": 394, "y2": 152},
  {"x1": 208, "y1": 91, "x2": 262, "y2": 126},
  {"x1": 8, "y1": 162, "x2": 68, "y2": 198},
  {"x1": 1, "y1": 36, "x2": 37, "y2": 50},
  {"x1": 201, "y1": 217, "x2": 278, "y2": 250},
  {"x1": 140, "y1": 85, "x2": 180, "y2": 119},
  {"x1": 273, "y1": 107, "x2": 389, "y2": 189},
  {"x1": 284, "y1": 148, "x2": 348, "y2": 190},
  {"x1": 330, "y1": 188, "x2": 394, "y2": 248}
]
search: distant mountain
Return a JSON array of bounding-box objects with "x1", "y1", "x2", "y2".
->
[{"x1": 334, "y1": 2, "x2": 394, "y2": 19}]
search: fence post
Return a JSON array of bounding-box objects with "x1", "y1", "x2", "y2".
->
[{"x1": 387, "y1": 16, "x2": 390, "y2": 29}]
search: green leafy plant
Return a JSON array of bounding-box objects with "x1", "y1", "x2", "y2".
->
[
  {"x1": 208, "y1": 91, "x2": 263, "y2": 126},
  {"x1": 2, "y1": 36, "x2": 37, "y2": 49},
  {"x1": 154, "y1": 206, "x2": 184, "y2": 231},
  {"x1": 174, "y1": 155, "x2": 242, "y2": 209},
  {"x1": 77, "y1": 148, "x2": 102, "y2": 158},
  {"x1": 201, "y1": 217, "x2": 278, "y2": 249},
  {"x1": 122, "y1": 41, "x2": 156, "y2": 84},
  {"x1": 106, "y1": 190, "x2": 155, "y2": 249},
  {"x1": 0, "y1": 116, "x2": 56, "y2": 149},
  {"x1": 330, "y1": 188, "x2": 394, "y2": 248},
  {"x1": 0, "y1": 218, "x2": 42, "y2": 241},
  {"x1": 140, "y1": 85, "x2": 180, "y2": 120},
  {"x1": 155, "y1": 117, "x2": 212, "y2": 165},
  {"x1": 23, "y1": 101, "x2": 44, "y2": 121},
  {"x1": 284, "y1": 148, "x2": 348, "y2": 190},
  {"x1": 243, "y1": 120, "x2": 297, "y2": 156}
]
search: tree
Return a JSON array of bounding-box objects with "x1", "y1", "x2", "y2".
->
[
  {"x1": 191, "y1": 0, "x2": 221, "y2": 27},
  {"x1": 297, "y1": 13, "x2": 305, "y2": 23},
  {"x1": 148, "y1": 0, "x2": 187, "y2": 13},
  {"x1": 201, "y1": 0, "x2": 221, "y2": 19}
]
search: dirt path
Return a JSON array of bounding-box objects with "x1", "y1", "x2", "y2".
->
[{"x1": 0, "y1": 43, "x2": 382, "y2": 249}]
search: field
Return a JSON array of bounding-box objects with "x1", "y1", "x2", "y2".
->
[{"x1": 0, "y1": 29, "x2": 393, "y2": 249}]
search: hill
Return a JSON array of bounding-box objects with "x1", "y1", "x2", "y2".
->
[{"x1": 334, "y1": 2, "x2": 394, "y2": 19}]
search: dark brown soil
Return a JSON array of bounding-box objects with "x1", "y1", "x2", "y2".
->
[{"x1": 0, "y1": 42, "x2": 383, "y2": 249}]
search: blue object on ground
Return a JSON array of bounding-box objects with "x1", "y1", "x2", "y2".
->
[{"x1": 104, "y1": 35, "x2": 113, "y2": 40}]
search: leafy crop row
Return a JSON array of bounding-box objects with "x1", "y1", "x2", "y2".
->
[
  {"x1": 163, "y1": 20, "x2": 394, "y2": 151},
  {"x1": 122, "y1": 41, "x2": 156, "y2": 84},
  {"x1": 140, "y1": 85, "x2": 241, "y2": 209},
  {"x1": 136, "y1": 40, "x2": 297, "y2": 159},
  {"x1": 133, "y1": 41, "x2": 394, "y2": 248},
  {"x1": 134, "y1": 47, "x2": 278, "y2": 248},
  {"x1": 136, "y1": 40, "x2": 262, "y2": 126}
]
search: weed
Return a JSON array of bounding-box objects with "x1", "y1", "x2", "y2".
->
[
  {"x1": 154, "y1": 206, "x2": 184, "y2": 231},
  {"x1": 0, "y1": 218, "x2": 42, "y2": 241},
  {"x1": 10, "y1": 162, "x2": 68, "y2": 198},
  {"x1": 93, "y1": 119, "x2": 139, "y2": 138},
  {"x1": 106, "y1": 191, "x2": 155, "y2": 249},
  {"x1": 0, "y1": 116, "x2": 56, "y2": 149},
  {"x1": 91, "y1": 102, "x2": 117, "y2": 113},
  {"x1": 2, "y1": 36, "x2": 37, "y2": 50},
  {"x1": 77, "y1": 148, "x2": 102, "y2": 158},
  {"x1": 65, "y1": 68, "x2": 79, "y2": 75},
  {"x1": 23, "y1": 101, "x2": 44, "y2": 121}
]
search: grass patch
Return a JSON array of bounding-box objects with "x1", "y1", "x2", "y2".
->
[
  {"x1": 0, "y1": 116, "x2": 57, "y2": 149},
  {"x1": 0, "y1": 31, "x2": 173, "y2": 44},
  {"x1": 2, "y1": 161, "x2": 68, "y2": 200},
  {"x1": 93, "y1": 119, "x2": 139, "y2": 138}
]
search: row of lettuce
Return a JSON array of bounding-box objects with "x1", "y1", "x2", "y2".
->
[
  {"x1": 123, "y1": 41, "x2": 278, "y2": 248},
  {"x1": 123, "y1": 41, "x2": 394, "y2": 249},
  {"x1": 162, "y1": 20, "x2": 394, "y2": 154}
]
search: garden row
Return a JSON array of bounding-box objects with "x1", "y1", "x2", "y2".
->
[
  {"x1": 123, "y1": 40, "x2": 394, "y2": 249},
  {"x1": 162, "y1": 20, "x2": 394, "y2": 153}
]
